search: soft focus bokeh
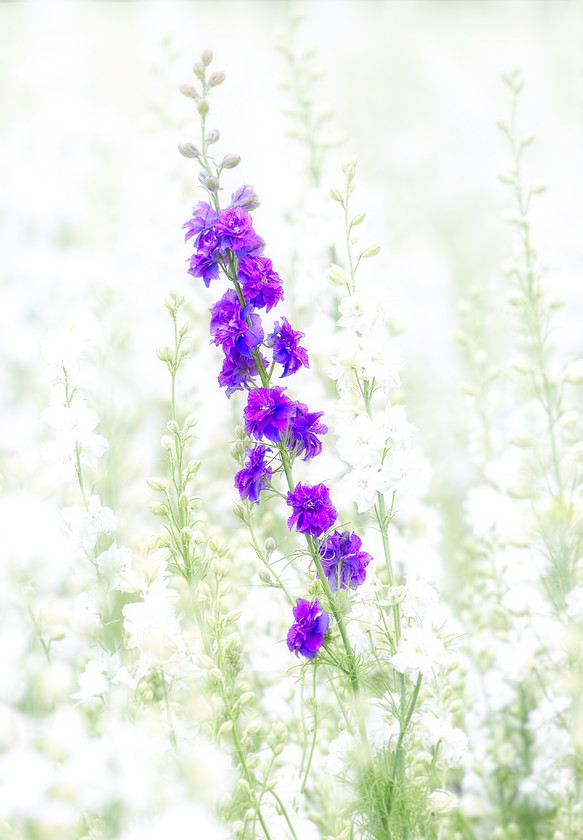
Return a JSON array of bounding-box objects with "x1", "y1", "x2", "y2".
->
[{"x1": 2, "y1": 1, "x2": 583, "y2": 837}]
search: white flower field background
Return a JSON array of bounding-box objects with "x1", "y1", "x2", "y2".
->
[{"x1": 1, "y1": 1, "x2": 583, "y2": 838}]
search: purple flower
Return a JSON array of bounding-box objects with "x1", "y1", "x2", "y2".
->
[
  {"x1": 288, "y1": 402, "x2": 327, "y2": 461},
  {"x1": 286, "y1": 482, "x2": 337, "y2": 537},
  {"x1": 182, "y1": 201, "x2": 218, "y2": 245},
  {"x1": 218, "y1": 348, "x2": 266, "y2": 397},
  {"x1": 214, "y1": 206, "x2": 263, "y2": 256},
  {"x1": 244, "y1": 386, "x2": 297, "y2": 443},
  {"x1": 234, "y1": 445, "x2": 273, "y2": 503},
  {"x1": 187, "y1": 228, "x2": 220, "y2": 287},
  {"x1": 238, "y1": 255, "x2": 284, "y2": 313},
  {"x1": 287, "y1": 598, "x2": 329, "y2": 659},
  {"x1": 209, "y1": 289, "x2": 264, "y2": 359},
  {"x1": 230, "y1": 185, "x2": 260, "y2": 210},
  {"x1": 318, "y1": 530, "x2": 372, "y2": 592},
  {"x1": 266, "y1": 318, "x2": 309, "y2": 378}
]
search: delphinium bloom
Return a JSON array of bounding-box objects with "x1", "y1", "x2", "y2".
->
[
  {"x1": 214, "y1": 205, "x2": 263, "y2": 256},
  {"x1": 234, "y1": 445, "x2": 273, "y2": 503},
  {"x1": 238, "y1": 255, "x2": 284, "y2": 312},
  {"x1": 209, "y1": 289, "x2": 264, "y2": 358},
  {"x1": 187, "y1": 227, "x2": 220, "y2": 288},
  {"x1": 218, "y1": 348, "x2": 266, "y2": 397},
  {"x1": 287, "y1": 598, "x2": 329, "y2": 659},
  {"x1": 243, "y1": 386, "x2": 297, "y2": 443},
  {"x1": 318, "y1": 530, "x2": 372, "y2": 592},
  {"x1": 266, "y1": 317, "x2": 310, "y2": 378},
  {"x1": 288, "y1": 402, "x2": 327, "y2": 461},
  {"x1": 287, "y1": 482, "x2": 337, "y2": 537},
  {"x1": 182, "y1": 200, "x2": 218, "y2": 246}
]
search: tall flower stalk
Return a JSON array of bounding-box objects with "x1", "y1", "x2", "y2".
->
[{"x1": 178, "y1": 49, "x2": 377, "y2": 831}]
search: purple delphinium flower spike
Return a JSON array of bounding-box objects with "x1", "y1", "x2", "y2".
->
[
  {"x1": 266, "y1": 317, "x2": 310, "y2": 378},
  {"x1": 288, "y1": 402, "x2": 327, "y2": 461},
  {"x1": 286, "y1": 482, "x2": 337, "y2": 537},
  {"x1": 238, "y1": 255, "x2": 284, "y2": 313},
  {"x1": 244, "y1": 386, "x2": 297, "y2": 443},
  {"x1": 209, "y1": 289, "x2": 264, "y2": 359},
  {"x1": 318, "y1": 530, "x2": 372, "y2": 592},
  {"x1": 235, "y1": 444, "x2": 273, "y2": 503},
  {"x1": 287, "y1": 598, "x2": 329, "y2": 659},
  {"x1": 214, "y1": 206, "x2": 263, "y2": 256}
]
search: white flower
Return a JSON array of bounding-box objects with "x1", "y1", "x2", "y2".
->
[
  {"x1": 366, "y1": 704, "x2": 400, "y2": 751},
  {"x1": 96, "y1": 541, "x2": 132, "y2": 588},
  {"x1": 355, "y1": 331, "x2": 402, "y2": 389},
  {"x1": 71, "y1": 591, "x2": 101, "y2": 633},
  {"x1": 324, "y1": 730, "x2": 357, "y2": 776},
  {"x1": 62, "y1": 495, "x2": 117, "y2": 552},
  {"x1": 427, "y1": 788, "x2": 459, "y2": 815},
  {"x1": 122, "y1": 578, "x2": 182, "y2": 661},
  {"x1": 42, "y1": 396, "x2": 108, "y2": 474},
  {"x1": 391, "y1": 625, "x2": 445, "y2": 677},
  {"x1": 336, "y1": 413, "x2": 387, "y2": 470},
  {"x1": 418, "y1": 712, "x2": 469, "y2": 765},
  {"x1": 342, "y1": 464, "x2": 387, "y2": 513},
  {"x1": 400, "y1": 574, "x2": 439, "y2": 621},
  {"x1": 381, "y1": 403, "x2": 415, "y2": 449},
  {"x1": 328, "y1": 338, "x2": 362, "y2": 393},
  {"x1": 337, "y1": 291, "x2": 377, "y2": 333},
  {"x1": 72, "y1": 658, "x2": 110, "y2": 703}
]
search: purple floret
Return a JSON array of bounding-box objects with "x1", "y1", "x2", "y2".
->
[
  {"x1": 318, "y1": 530, "x2": 372, "y2": 592},
  {"x1": 244, "y1": 386, "x2": 297, "y2": 443},
  {"x1": 288, "y1": 402, "x2": 327, "y2": 461},
  {"x1": 230, "y1": 185, "x2": 260, "y2": 211},
  {"x1": 286, "y1": 482, "x2": 337, "y2": 537},
  {"x1": 214, "y1": 206, "x2": 263, "y2": 256},
  {"x1": 287, "y1": 598, "x2": 329, "y2": 659},
  {"x1": 238, "y1": 255, "x2": 284, "y2": 313},
  {"x1": 209, "y1": 289, "x2": 264, "y2": 359},
  {"x1": 218, "y1": 348, "x2": 266, "y2": 397},
  {"x1": 234, "y1": 445, "x2": 273, "y2": 503},
  {"x1": 187, "y1": 228, "x2": 220, "y2": 288},
  {"x1": 266, "y1": 318, "x2": 309, "y2": 378},
  {"x1": 182, "y1": 201, "x2": 218, "y2": 245}
]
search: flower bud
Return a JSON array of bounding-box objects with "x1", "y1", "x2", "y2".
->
[
  {"x1": 156, "y1": 346, "x2": 173, "y2": 362},
  {"x1": 201, "y1": 48, "x2": 213, "y2": 66},
  {"x1": 198, "y1": 100, "x2": 210, "y2": 117},
  {"x1": 193, "y1": 61, "x2": 205, "y2": 79},
  {"x1": 218, "y1": 720, "x2": 233, "y2": 737},
  {"x1": 258, "y1": 568, "x2": 272, "y2": 584},
  {"x1": 205, "y1": 176, "x2": 220, "y2": 192},
  {"x1": 198, "y1": 580, "x2": 212, "y2": 601},
  {"x1": 428, "y1": 788, "x2": 458, "y2": 815},
  {"x1": 166, "y1": 420, "x2": 179, "y2": 434},
  {"x1": 149, "y1": 502, "x2": 169, "y2": 517},
  {"x1": 264, "y1": 537, "x2": 276, "y2": 556},
  {"x1": 360, "y1": 244, "x2": 381, "y2": 259},
  {"x1": 221, "y1": 154, "x2": 241, "y2": 169},
  {"x1": 206, "y1": 128, "x2": 220, "y2": 145},
  {"x1": 179, "y1": 83, "x2": 199, "y2": 100},
  {"x1": 177, "y1": 142, "x2": 200, "y2": 159},
  {"x1": 209, "y1": 70, "x2": 226, "y2": 87},
  {"x1": 146, "y1": 477, "x2": 168, "y2": 492},
  {"x1": 327, "y1": 263, "x2": 347, "y2": 286}
]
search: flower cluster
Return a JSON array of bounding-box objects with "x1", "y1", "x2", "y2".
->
[{"x1": 183, "y1": 185, "x2": 373, "y2": 659}]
